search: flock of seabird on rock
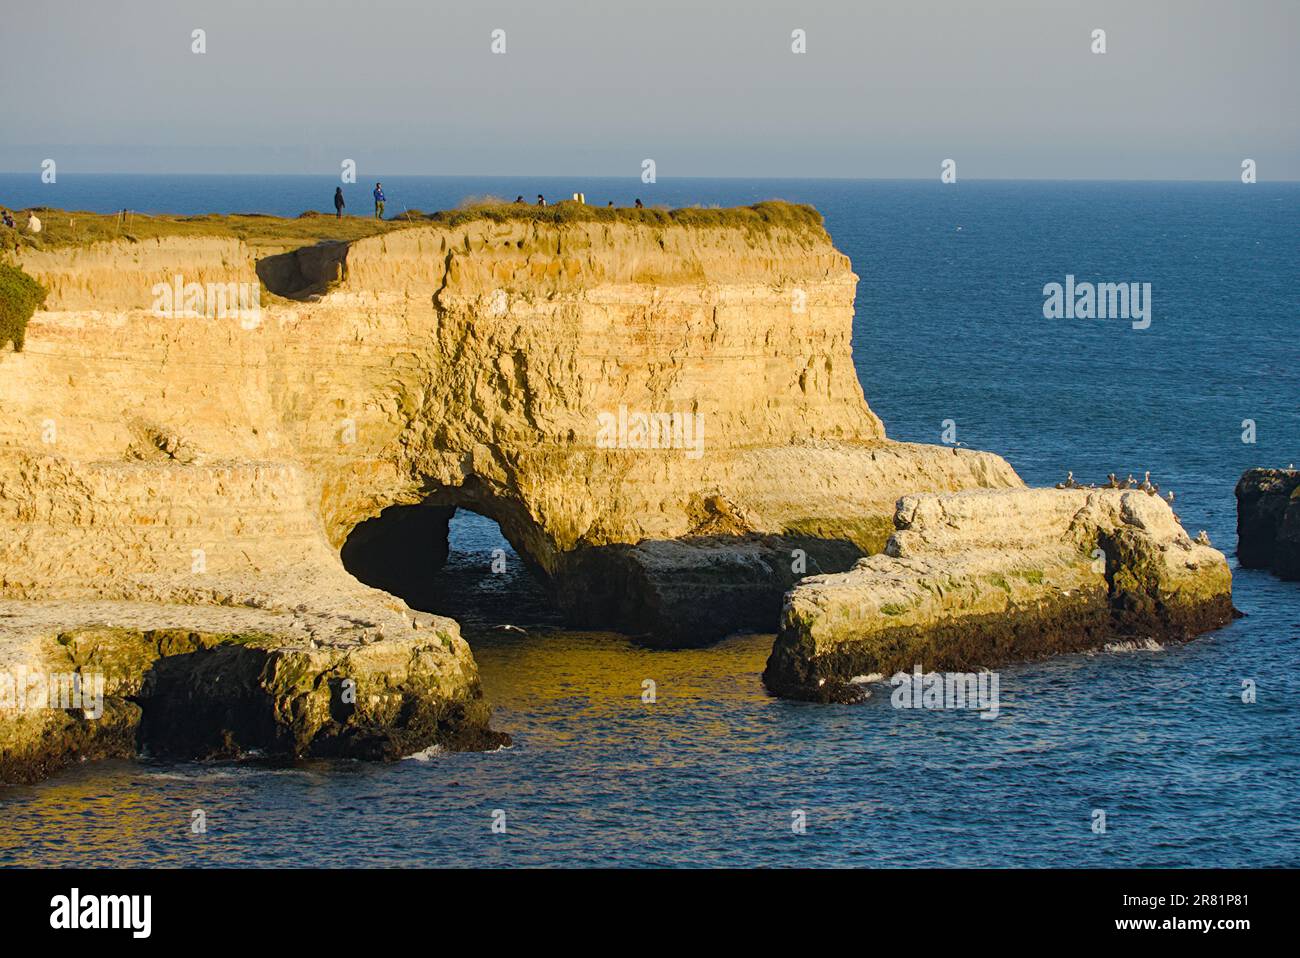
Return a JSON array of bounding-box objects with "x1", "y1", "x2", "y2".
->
[
  {"x1": 1056, "y1": 469, "x2": 1168, "y2": 496},
  {"x1": 1055, "y1": 470, "x2": 1181, "y2": 518}
]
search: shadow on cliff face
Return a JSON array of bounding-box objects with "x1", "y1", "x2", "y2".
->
[
  {"x1": 339, "y1": 504, "x2": 871, "y2": 647},
  {"x1": 341, "y1": 503, "x2": 455, "y2": 607},
  {"x1": 341, "y1": 504, "x2": 562, "y2": 632},
  {"x1": 552, "y1": 534, "x2": 867, "y2": 648},
  {"x1": 137, "y1": 646, "x2": 281, "y2": 759},
  {"x1": 255, "y1": 241, "x2": 349, "y2": 300}
]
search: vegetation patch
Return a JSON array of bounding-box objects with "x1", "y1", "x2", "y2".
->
[
  {"x1": 0, "y1": 262, "x2": 47, "y2": 352},
  {"x1": 1, "y1": 200, "x2": 825, "y2": 253},
  {"x1": 3, "y1": 208, "x2": 399, "y2": 253},
  {"x1": 420, "y1": 198, "x2": 826, "y2": 237}
]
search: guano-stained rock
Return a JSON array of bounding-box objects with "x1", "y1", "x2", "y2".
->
[{"x1": 764, "y1": 488, "x2": 1234, "y2": 702}]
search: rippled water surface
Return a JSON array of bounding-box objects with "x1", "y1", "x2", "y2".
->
[{"x1": 0, "y1": 176, "x2": 1296, "y2": 866}]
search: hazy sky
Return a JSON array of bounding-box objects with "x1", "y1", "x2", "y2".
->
[{"x1": 2, "y1": 0, "x2": 1296, "y2": 179}]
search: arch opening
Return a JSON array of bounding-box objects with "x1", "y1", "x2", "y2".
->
[{"x1": 340, "y1": 501, "x2": 560, "y2": 632}]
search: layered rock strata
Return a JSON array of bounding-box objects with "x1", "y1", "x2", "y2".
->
[
  {"x1": 1, "y1": 206, "x2": 1021, "y2": 778},
  {"x1": 1235, "y1": 468, "x2": 1300, "y2": 580},
  {"x1": 764, "y1": 488, "x2": 1234, "y2": 702},
  {"x1": 0, "y1": 210, "x2": 1019, "y2": 635}
]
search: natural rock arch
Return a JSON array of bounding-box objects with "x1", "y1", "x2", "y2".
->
[{"x1": 0, "y1": 206, "x2": 1032, "y2": 780}]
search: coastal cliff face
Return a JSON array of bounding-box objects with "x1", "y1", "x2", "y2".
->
[
  {"x1": 0, "y1": 213, "x2": 1018, "y2": 626},
  {"x1": 1236, "y1": 468, "x2": 1300, "y2": 580},
  {"x1": 764, "y1": 488, "x2": 1234, "y2": 702},
  {"x1": 0, "y1": 207, "x2": 1021, "y2": 779}
]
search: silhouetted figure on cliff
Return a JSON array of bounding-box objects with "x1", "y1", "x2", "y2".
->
[
  {"x1": 373, "y1": 183, "x2": 386, "y2": 219},
  {"x1": 634, "y1": 198, "x2": 644, "y2": 209},
  {"x1": 515, "y1": 195, "x2": 524, "y2": 203},
  {"x1": 536, "y1": 194, "x2": 547, "y2": 207},
  {"x1": 334, "y1": 188, "x2": 345, "y2": 219}
]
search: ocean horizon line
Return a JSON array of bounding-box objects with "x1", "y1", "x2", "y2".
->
[{"x1": 2, "y1": 171, "x2": 1298, "y2": 185}]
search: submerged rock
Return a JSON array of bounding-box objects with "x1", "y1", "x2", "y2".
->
[
  {"x1": 763, "y1": 488, "x2": 1234, "y2": 702},
  {"x1": 1235, "y1": 468, "x2": 1300, "y2": 580}
]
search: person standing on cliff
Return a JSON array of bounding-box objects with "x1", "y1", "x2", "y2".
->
[
  {"x1": 373, "y1": 183, "x2": 386, "y2": 219},
  {"x1": 334, "y1": 187, "x2": 345, "y2": 219}
]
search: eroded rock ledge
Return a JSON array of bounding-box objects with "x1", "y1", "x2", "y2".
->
[
  {"x1": 1236, "y1": 468, "x2": 1300, "y2": 580},
  {"x1": 764, "y1": 488, "x2": 1234, "y2": 702},
  {"x1": 0, "y1": 600, "x2": 505, "y2": 785}
]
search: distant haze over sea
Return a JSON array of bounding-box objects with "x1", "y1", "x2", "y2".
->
[{"x1": 4, "y1": 1, "x2": 1297, "y2": 179}]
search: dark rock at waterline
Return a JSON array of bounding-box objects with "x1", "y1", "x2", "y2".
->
[
  {"x1": 134, "y1": 636, "x2": 509, "y2": 761},
  {"x1": 551, "y1": 533, "x2": 868, "y2": 648},
  {"x1": 1236, "y1": 468, "x2": 1300, "y2": 580},
  {"x1": 0, "y1": 624, "x2": 507, "y2": 785}
]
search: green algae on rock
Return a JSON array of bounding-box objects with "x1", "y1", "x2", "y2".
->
[{"x1": 0, "y1": 611, "x2": 506, "y2": 785}]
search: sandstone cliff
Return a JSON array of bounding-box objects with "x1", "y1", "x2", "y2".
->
[
  {"x1": 0, "y1": 204, "x2": 1020, "y2": 779},
  {"x1": 764, "y1": 487, "x2": 1233, "y2": 701},
  {"x1": 0, "y1": 208, "x2": 1019, "y2": 632}
]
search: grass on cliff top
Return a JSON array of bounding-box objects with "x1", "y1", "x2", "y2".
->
[
  {"x1": 0, "y1": 210, "x2": 400, "y2": 254},
  {"x1": 418, "y1": 197, "x2": 825, "y2": 235},
  {"x1": 0, "y1": 200, "x2": 824, "y2": 253}
]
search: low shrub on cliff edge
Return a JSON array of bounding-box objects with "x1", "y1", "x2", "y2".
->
[
  {"x1": 420, "y1": 199, "x2": 826, "y2": 237},
  {"x1": 0, "y1": 263, "x2": 47, "y2": 352}
]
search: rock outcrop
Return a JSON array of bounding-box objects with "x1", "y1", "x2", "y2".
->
[
  {"x1": 764, "y1": 488, "x2": 1234, "y2": 702},
  {"x1": 1, "y1": 204, "x2": 1021, "y2": 779},
  {"x1": 0, "y1": 600, "x2": 504, "y2": 784},
  {"x1": 1235, "y1": 468, "x2": 1300, "y2": 580}
]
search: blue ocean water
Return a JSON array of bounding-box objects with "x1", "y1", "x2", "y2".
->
[{"x1": 0, "y1": 176, "x2": 1297, "y2": 867}]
